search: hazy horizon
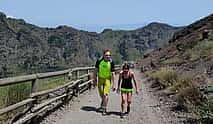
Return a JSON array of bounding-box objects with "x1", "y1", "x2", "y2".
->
[{"x1": 1, "y1": 12, "x2": 187, "y2": 33}]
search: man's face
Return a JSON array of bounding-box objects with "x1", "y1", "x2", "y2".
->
[{"x1": 104, "y1": 51, "x2": 111, "y2": 61}]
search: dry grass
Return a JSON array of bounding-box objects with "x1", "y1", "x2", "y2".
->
[
  {"x1": 167, "y1": 74, "x2": 204, "y2": 110},
  {"x1": 193, "y1": 98, "x2": 213, "y2": 123},
  {"x1": 167, "y1": 74, "x2": 212, "y2": 123},
  {"x1": 149, "y1": 67, "x2": 178, "y2": 88},
  {"x1": 37, "y1": 75, "x2": 68, "y2": 91},
  {"x1": 195, "y1": 40, "x2": 213, "y2": 60},
  {"x1": 162, "y1": 57, "x2": 184, "y2": 65},
  {"x1": 180, "y1": 40, "x2": 213, "y2": 63},
  {"x1": 0, "y1": 82, "x2": 31, "y2": 109},
  {"x1": 0, "y1": 75, "x2": 68, "y2": 109},
  {"x1": 0, "y1": 82, "x2": 31, "y2": 124},
  {"x1": 184, "y1": 49, "x2": 200, "y2": 62},
  {"x1": 168, "y1": 74, "x2": 193, "y2": 93},
  {"x1": 176, "y1": 85, "x2": 202, "y2": 106},
  {"x1": 148, "y1": 68, "x2": 208, "y2": 121},
  {"x1": 0, "y1": 75, "x2": 69, "y2": 123}
]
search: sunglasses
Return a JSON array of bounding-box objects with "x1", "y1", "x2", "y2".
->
[
  {"x1": 123, "y1": 70, "x2": 129, "y2": 73},
  {"x1": 104, "y1": 54, "x2": 111, "y2": 57}
]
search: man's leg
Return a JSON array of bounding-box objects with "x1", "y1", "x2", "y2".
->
[
  {"x1": 102, "y1": 95, "x2": 108, "y2": 106},
  {"x1": 98, "y1": 78, "x2": 104, "y2": 111},
  {"x1": 102, "y1": 79, "x2": 110, "y2": 115},
  {"x1": 101, "y1": 94, "x2": 108, "y2": 115}
]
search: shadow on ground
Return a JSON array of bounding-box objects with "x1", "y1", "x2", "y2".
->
[{"x1": 81, "y1": 106, "x2": 121, "y2": 116}]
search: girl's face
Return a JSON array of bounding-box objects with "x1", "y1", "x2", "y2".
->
[{"x1": 123, "y1": 68, "x2": 129, "y2": 73}]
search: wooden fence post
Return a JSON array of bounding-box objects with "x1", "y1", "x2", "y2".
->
[
  {"x1": 31, "y1": 78, "x2": 39, "y2": 106},
  {"x1": 0, "y1": 66, "x2": 103, "y2": 123},
  {"x1": 30, "y1": 78, "x2": 38, "y2": 124},
  {"x1": 63, "y1": 86, "x2": 69, "y2": 104},
  {"x1": 31, "y1": 79, "x2": 38, "y2": 93},
  {"x1": 76, "y1": 81, "x2": 80, "y2": 97},
  {"x1": 68, "y1": 71, "x2": 72, "y2": 80},
  {"x1": 76, "y1": 70, "x2": 80, "y2": 79},
  {"x1": 88, "y1": 73, "x2": 92, "y2": 90}
]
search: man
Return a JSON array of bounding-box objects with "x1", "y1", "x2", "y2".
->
[{"x1": 93, "y1": 49, "x2": 115, "y2": 115}]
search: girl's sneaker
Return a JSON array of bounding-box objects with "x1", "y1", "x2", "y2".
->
[
  {"x1": 126, "y1": 106, "x2": 130, "y2": 114},
  {"x1": 120, "y1": 112, "x2": 125, "y2": 118}
]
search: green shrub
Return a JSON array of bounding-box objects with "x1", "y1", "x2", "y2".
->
[
  {"x1": 168, "y1": 74, "x2": 193, "y2": 93},
  {"x1": 0, "y1": 82, "x2": 31, "y2": 109},
  {"x1": 0, "y1": 82, "x2": 31, "y2": 124},
  {"x1": 162, "y1": 57, "x2": 184, "y2": 65},
  {"x1": 176, "y1": 86, "x2": 202, "y2": 109},
  {"x1": 194, "y1": 98, "x2": 213, "y2": 123},
  {"x1": 184, "y1": 49, "x2": 200, "y2": 62},
  {"x1": 144, "y1": 70, "x2": 154, "y2": 77},
  {"x1": 199, "y1": 41, "x2": 213, "y2": 51},
  {"x1": 150, "y1": 68, "x2": 178, "y2": 88},
  {"x1": 195, "y1": 40, "x2": 213, "y2": 59},
  {"x1": 38, "y1": 75, "x2": 68, "y2": 91}
]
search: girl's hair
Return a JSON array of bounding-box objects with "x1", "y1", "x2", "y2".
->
[{"x1": 122, "y1": 63, "x2": 129, "y2": 70}]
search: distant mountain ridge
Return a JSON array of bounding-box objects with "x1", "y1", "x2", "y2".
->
[
  {"x1": 75, "y1": 23, "x2": 147, "y2": 33},
  {"x1": 141, "y1": 13, "x2": 213, "y2": 62},
  {"x1": 0, "y1": 12, "x2": 180, "y2": 77}
]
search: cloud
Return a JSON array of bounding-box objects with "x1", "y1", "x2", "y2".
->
[{"x1": 6, "y1": 15, "x2": 16, "y2": 19}]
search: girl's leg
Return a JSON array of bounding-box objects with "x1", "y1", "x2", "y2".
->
[
  {"x1": 127, "y1": 92, "x2": 132, "y2": 113},
  {"x1": 121, "y1": 92, "x2": 126, "y2": 113}
]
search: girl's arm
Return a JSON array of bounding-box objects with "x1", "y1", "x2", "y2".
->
[
  {"x1": 131, "y1": 72, "x2": 139, "y2": 94},
  {"x1": 111, "y1": 72, "x2": 116, "y2": 91}
]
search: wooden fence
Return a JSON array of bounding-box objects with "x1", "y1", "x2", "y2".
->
[
  {"x1": 0, "y1": 65, "x2": 120, "y2": 124},
  {"x1": 200, "y1": 85, "x2": 213, "y2": 98}
]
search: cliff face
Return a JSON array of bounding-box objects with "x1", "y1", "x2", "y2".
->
[
  {"x1": 139, "y1": 14, "x2": 213, "y2": 122},
  {"x1": 140, "y1": 13, "x2": 213, "y2": 82},
  {"x1": 141, "y1": 14, "x2": 213, "y2": 63},
  {"x1": 0, "y1": 12, "x2": 180, "y2": 77}
]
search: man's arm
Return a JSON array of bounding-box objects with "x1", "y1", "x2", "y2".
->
[
  {"x1": 93, "y1": 68, "x2": 98, "y2": 87},
  {"x1": 93, "y1": 59, "x2": 100, "y2": 87},
  {"x1": 116, "y1": 72, "x2": 122, "y2": 93}
]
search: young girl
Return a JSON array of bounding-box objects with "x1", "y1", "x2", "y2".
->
[{"x1": 117, "y1": 63, "x2": 139, "y2": 118}]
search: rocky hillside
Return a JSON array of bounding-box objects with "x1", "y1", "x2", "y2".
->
[
  {"x1": 0, "y1": 12, "x2": 180, "y2": 77},
  {"x1": 140, "y1": 14, "x2": 213, "y2": 123},
  {"x1": 141, "y1": 13, "x2": 213, "y2": 75}
]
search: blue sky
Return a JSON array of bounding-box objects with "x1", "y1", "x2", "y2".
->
[{"x1": 0, "y1": 0, "x2": 212, "y2": 32}]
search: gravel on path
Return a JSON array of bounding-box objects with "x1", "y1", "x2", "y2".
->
[{"x1": 40, "y1": 69, "x2": 181, "y2": 124}]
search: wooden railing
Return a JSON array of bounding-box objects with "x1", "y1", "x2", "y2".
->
[
  {"x1": 200, "y1": 85, "x2": 213, "y2": 97},
  {"x1": 0, "y1": 65, "x2": 120, "y2": 124},
  {"x1": 199, "y1": 85, "x2": 213, "y2": 119}
]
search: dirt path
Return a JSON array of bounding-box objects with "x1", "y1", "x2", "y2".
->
[{"x1": 40, "y1": 69, "x2": 180, "y2": 124}]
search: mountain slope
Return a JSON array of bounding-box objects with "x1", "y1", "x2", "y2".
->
[
  {"x1": 140, "y1": 13, "x2": 213, "y2": 123},
  {"x1": 0, "y1": 12, "x2": 180, "y2": 77}
]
